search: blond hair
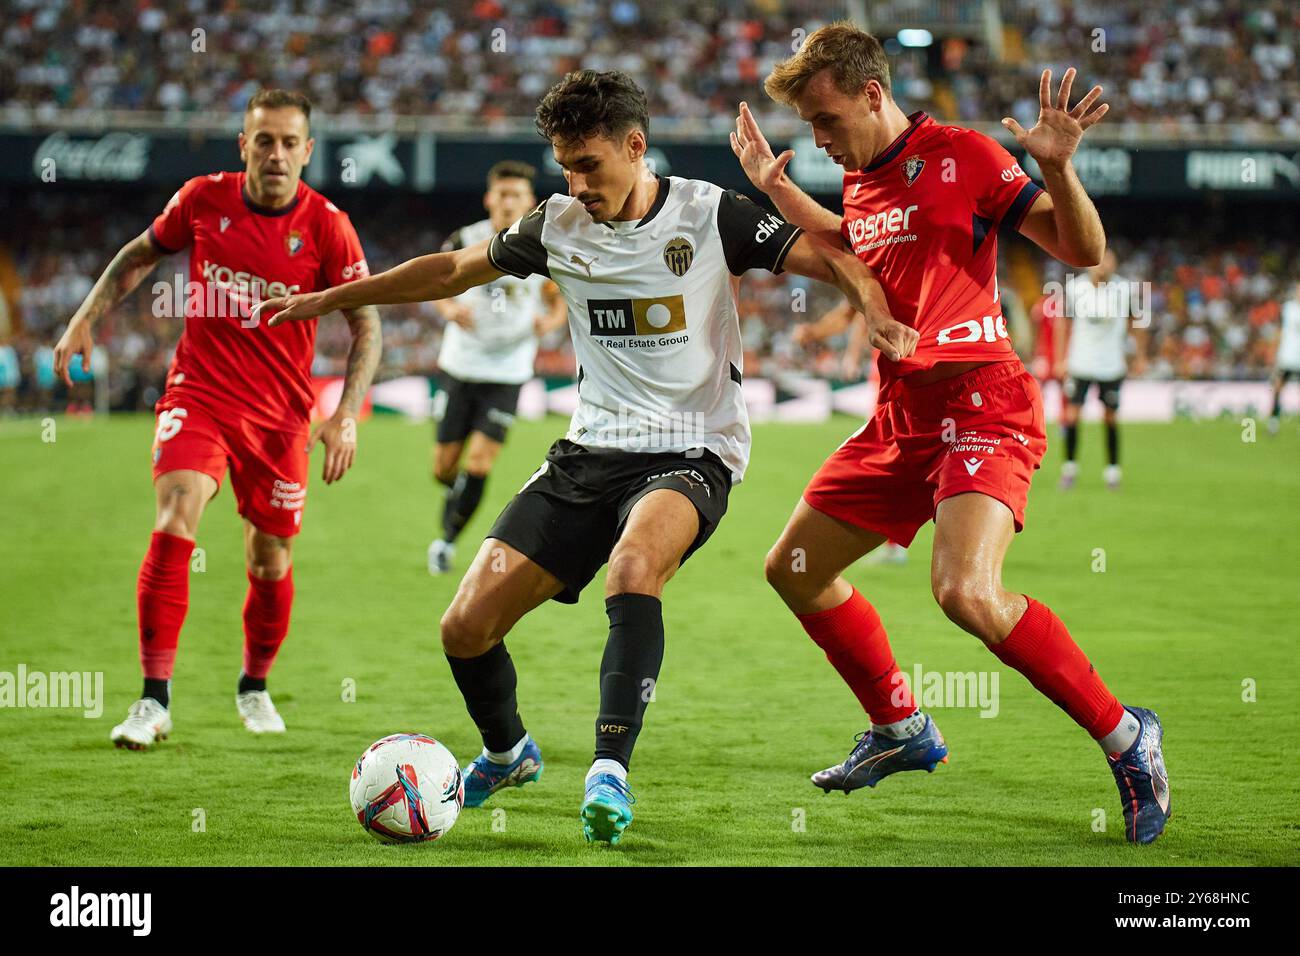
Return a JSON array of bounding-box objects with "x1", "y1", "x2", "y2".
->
[{"x1": 764, "y1": 21, "x2": 891, "y2": 106}]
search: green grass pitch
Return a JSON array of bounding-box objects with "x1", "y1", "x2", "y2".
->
[{"x1": 1, "y1": 412, "x2": 1296, "y2": 866}]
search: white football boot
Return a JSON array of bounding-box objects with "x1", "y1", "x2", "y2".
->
[
  {"x1": 427, "y1": 538, "x2": 455, "y2": 576},
  {"x1": 110, "y1": 697, "x2": 173, "y2": 750},
  {"x1": 1104, "y1": 464, "x2": 1122, "y2": 490},
  {"x1": 236, "y1": 690, "x2": 286, "y2": 734}
]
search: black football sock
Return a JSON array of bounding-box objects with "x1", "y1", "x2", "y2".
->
[
  {"x1": 1272, "y1": 391, "x2": 1283, "y2": 418},
  {"x1": 594, "y1": 593, "x2": 665, "y2": 771},
  {"x1": 1105, "y1": 422, "x2": 1119, "y2": 466},
  {"x1": 442, "y1": 471, "x2": 487, "y2": 544},
  {"x1": 142, "y1": 678, "x2": 170, "y2": 709},
  {"x1": 238, "y1": 673, "x2": 266, "y2": 694},
  {"x1": 1063, "y1": 422, "x2": 1079, "y2": 463},
  {"x1": 446, "y1": 642, "x2": 526, "y2": 753}
]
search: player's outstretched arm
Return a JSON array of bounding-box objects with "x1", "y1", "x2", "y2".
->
[
  {"x1": 53, "y1": 231, "x2": 165, "y2": 386},
  {"x1": 259, "y1": 238, "x2": 504, "y2": 327},
  {"x1": 308, "y1": 304, "x2": 383, "y2": 485},
  {"x1": 730, "y1": 102, "x2": 843, "y2": 247},
  {"x1": 792, "y1": 299, "x2": 857, "y2": 348},
  {"x1": 1009, "y1": 68, "x2": 1108, "y2": 268},
  {"x1": 782, "y1": 233, "x2": 918, "y2": 363},
  {"x1": 534, "y1": 281, "x2": 569, "y2": 337}
]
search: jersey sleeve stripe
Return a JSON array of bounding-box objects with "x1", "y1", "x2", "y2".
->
[
  {"x1": 1004, "y1": 181, "x2": 1044, "y2": 232},
  {"x1": 770, "y1": 226, "x2": 804, "y2": 275},
  {"x1": 147, "y1": 224, "x2": 180, "y2": 255},
  {"x1": 486, "y1": 233, "x2": 531, "y2": 280}
]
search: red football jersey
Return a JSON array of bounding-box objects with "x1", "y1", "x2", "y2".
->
[
  {"x1": 840, "y1": 112, "x2": 1042, "y2": 396},
  {"x1": 150, "y1": 171, "x2": 369, "y2": 431}
]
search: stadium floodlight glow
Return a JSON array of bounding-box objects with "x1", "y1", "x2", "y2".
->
[{"x1": 897, "y1": 29, "x2": 934, "y2": 48}]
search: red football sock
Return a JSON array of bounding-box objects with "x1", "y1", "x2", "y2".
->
[
  {"x1": 991, "y1": 597, "x2": 1124, "y2": 739},
  {"x1": 797, "y1": 588, "x2": 915, "y2": 724},
  {"x1": 242, "y1": 569, "x2": 294, "y2": 680},
  {"x1": 137, "y1": 531, "x2": 195, "y2": 680}
]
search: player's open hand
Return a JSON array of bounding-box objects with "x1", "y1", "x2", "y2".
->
[
  {"x1": 52, "y1": 320, "x2": 94, "y2": 387},
  {"x1": 791, "y1": 323, "x2": 817, "y2": 348},
  {"x1": 308, "y1": 410, "x2": 358, "y2": 484},
  {"x1": 866, "y1": 314, "x2": 919, "y2": 364},
  {"x1": 253, "y1": 291, "x2": 327, "y2": 328},
  {"x1": 1002, "y1": 68, "x2": 1108, "y2": 169},
  {"x1": 441, "y1": 300, "x2": 475, "y2": 330},
  {"x1": 730, "y1": 101, "x2": 794, "y2": 194}
]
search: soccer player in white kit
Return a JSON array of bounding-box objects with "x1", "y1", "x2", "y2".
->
[
  {"x1": 1054, "y1": 249, "x2": 1141, "y2": 489},
  {"x1": 1268, "y1": 280, "x2": 1300, "y2": 435},
  {"x1": 428, "y1": 161, "x2": 567, "y2": 575},
  {"x1": 259, "y1": 70, "x2": 915, "y2": 845}
]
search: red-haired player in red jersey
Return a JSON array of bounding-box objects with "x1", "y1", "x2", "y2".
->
[
  {"x1": 52, "y1": 90, "x2": 382, "y2": 749},
  {"x1": 733, "y1": 23, "x2": 1170, "y2": 844}
]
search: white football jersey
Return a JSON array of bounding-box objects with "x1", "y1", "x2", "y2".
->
[
  {"x1": 1065, "y1": 272, "x2": 1131, "y2": 381},
  {"x1": 438, "y1": 219, "x2": 547, "y2": 385},
  {"x1": 1279, "y1": 299, "x2": 1300, "y2": 371},
  {"x1": 488, "y1": 175, "x2": 803, "y2": 480}
]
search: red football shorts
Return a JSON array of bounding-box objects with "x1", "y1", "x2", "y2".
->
[
  {"x1": 804, "y1": 361, "x2": 1047, "y2": 546},
  {"x1": 150, "y1": 395, "x2": 309, "y2": 538}
]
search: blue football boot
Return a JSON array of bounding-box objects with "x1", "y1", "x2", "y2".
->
[
  {"x1": 461, "y1": 738, "x2": 543, "y2": 809},
  {"x1": 812, "y1": 714, "x2": 949, "y2": 793},
  {"x1": 581, "y1": 773, "x2": 636, "y2": 845},
  {"x1": 1106, "y1": 706, "x2": 1171, "y2": 844}
]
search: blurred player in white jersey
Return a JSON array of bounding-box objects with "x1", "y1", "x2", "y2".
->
[
  {"x1": 1054, "y1": 249, "x2": 1144, "y2": 489},
  {"x1": 1268, "y1": 280, "x2": 1300, "y2": 436},
  {"x1": 428, "y1": 161, "x2": 567, "y2": 574}
]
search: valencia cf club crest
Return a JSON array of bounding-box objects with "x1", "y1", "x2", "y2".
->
[
  {"x1": 663, "y1": 236, "x2": 694, "y2": 277},
  {"x1": 285, "y1": 230, "x2": 304, "y2": 256},
  {"x1": 902, "y1": 156, "x2": 925, "y2": 187}
]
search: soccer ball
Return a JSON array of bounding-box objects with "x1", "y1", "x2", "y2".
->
[{"x1": 349, "y1": 734, "x2": 464, "y2": 844}]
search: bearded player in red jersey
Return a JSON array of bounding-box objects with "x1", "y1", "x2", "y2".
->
[
  {"x1": 733, "y1": 23, "x2": 1170, "y2": 844},
  {"x1": 52, "y1": 90, "x2": 382, "y2": 749}
]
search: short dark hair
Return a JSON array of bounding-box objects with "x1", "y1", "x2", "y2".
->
[
  {"x1": 486, "y1": 160, "x2": 537, "y2": 186},
  {"x1": 245, "y1": 89, "x2": 312, "y2": 126},
  {"x1": 534, "y1": 70, "x2": 649, "y2": 147}
]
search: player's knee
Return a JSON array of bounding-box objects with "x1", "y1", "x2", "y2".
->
[
  {"x1": 433, "y1": 463, "x2": 458, "y2": 487},
  {"x1": 931, "y1": 574, "x2": 995, "y2": 632},
  {"x1": 606, "y1": 545, "x2": 662, "y2": 596},
  {"x1": 247, "y1": 557, "x2": 290, "y2": 581},
  {"x1": 439, "y1": 600, "x2": 494, "y2": 657},
  {"x1": 764, "y1": 542, "x2": 819, "y2": 599}
]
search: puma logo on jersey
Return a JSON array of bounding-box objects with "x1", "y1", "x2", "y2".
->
[
  {"x1": 570, "y1": 253, "x2": 596, "y2": 276},
  {"x1": 219, "y1": 216, "x2": 231, "y2": 233}
]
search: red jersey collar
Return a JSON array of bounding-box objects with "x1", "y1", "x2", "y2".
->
[
  {"x1": 861, "y1": 111, "x2": 931, "y2": 174},
  {"x1": 239, "y1": 172, "x2": 303, "y2": 217}
]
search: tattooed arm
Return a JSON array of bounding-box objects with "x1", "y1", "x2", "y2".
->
[
  {"x1": 53, "y1": 231, "x2": 165, "y2": 385},
  {"x1": 309, "y1": 305, "x2": 382, "y2": 484}
]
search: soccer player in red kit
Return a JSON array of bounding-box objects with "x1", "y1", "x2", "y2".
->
[
  {"x1": 732, "y1": 23, "x2": 1171, "y2": 843},
  {"x1": 53, "y1": 90, "x2": 382, "y2": 749}
]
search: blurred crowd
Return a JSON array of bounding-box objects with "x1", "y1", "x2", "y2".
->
[
  {"x1": 1, "y1": 191, "x2": 1296, "y2": 415},
  {"x1": 955, "y1": 0, "x2": 1300, "y2": 139},
  {"x1": 2, "y1": 0, "x2": 1296, "y2": 137}
]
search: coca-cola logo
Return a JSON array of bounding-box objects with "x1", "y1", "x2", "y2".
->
[{"x1": 34, "y1": 131, "x2": 150, "y2": 181}]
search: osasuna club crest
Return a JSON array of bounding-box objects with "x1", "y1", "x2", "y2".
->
[
  {"x1": 902, "y1": 156, "x2": 925, "y2": 187},
  {"x1": 285, "y1": 229, "x2": 304, "y2": 255},
  {"x1": 663, "y1": 236, "x2": 694, "y2": 277}
]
